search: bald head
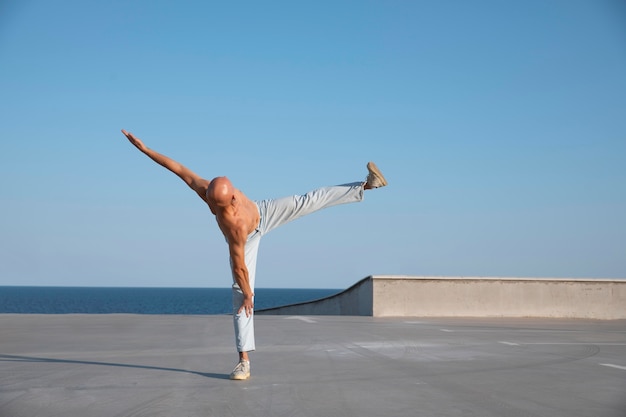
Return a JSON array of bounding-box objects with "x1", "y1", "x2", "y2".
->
[
  {"x1": 205, "y1": 176, "x2": 259, "y2": 233},
  {"x1": 206, "y1": 176, "x2": 235, "y2": 207}
]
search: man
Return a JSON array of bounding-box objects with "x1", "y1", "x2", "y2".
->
[{"x1": 121, "y1": 129, "x2": 388, "y2": 380}]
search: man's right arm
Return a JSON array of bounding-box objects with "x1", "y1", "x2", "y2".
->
[
  {"x1": 226, "y1": 222, "x2": 255, "y2": 317},
  {"x1": 121, "y1": 129, "x2": 209, "y2": 203}
]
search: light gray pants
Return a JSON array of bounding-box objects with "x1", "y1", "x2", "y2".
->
[{"x1": 232, "y1": 182, "x2": 365, "y2": 352}]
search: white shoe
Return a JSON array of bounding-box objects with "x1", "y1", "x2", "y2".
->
[
  {"x1": 230, "y1": 360, "x2": 250, "y2": 380},
  {"x1": 365, "y1": 161, "x2": 388, "y2": 188}
]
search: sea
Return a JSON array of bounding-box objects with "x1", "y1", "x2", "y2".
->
[{"x1": 0, "y1": 287, "x2": 341, "y2": 315}]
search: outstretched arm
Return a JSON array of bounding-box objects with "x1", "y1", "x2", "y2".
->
[{"x1": 121, "y1": 129, "x2": 209, "y2": 203}]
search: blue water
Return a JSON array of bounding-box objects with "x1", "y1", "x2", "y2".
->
[{"x1": 0, "y1": 287, "x2": 341, "y2": 315}]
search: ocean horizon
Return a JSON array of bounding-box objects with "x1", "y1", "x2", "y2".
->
[{"x1": 0, "y1": 286, "x2": 342, "y2": 315}]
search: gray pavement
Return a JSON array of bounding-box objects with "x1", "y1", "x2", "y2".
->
[{"x1": 1, "y1": 314, "x2": 625, "y2": 417}]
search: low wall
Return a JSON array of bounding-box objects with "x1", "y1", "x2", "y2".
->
[{"x1": 257, "y1": 276, "x2": 626, "y2": 319}]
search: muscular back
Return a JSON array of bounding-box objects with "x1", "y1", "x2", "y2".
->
[{"x1": 212, "y1": 188, "x2": 260, "y2": 243}]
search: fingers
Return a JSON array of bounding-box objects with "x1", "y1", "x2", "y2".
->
[
  {"x1": 121, "y1": 129, "x2": 137, "y2": 140},
  {"x1": 121, "y1": 130, "x2": 135, "y2": 143},
  {"x1": 121, "y1": 130, "x2": 143, "y2": 149},
  {"x1": 238, "y1": 303, "x2": 254, "y2": 318}
]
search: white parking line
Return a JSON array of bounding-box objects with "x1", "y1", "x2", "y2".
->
[
  {"x1": 599, "y1": 363, "x2": 626, "y2": 371},
  {"x1": 523, "y1": 343, "x2": 626, "y2": 346},
  {"x1": 498, "y1": 341, "x2": 520, "y2": 346},
  {"x1": 285, "y1": 316, "x2": 317, "y2": 323}
]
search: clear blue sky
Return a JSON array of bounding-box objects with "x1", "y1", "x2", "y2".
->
[{"x1": 1, "y1": 0, "x2": 625, "y2": 288}]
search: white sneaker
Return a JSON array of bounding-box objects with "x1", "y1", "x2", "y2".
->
[
  {"x1": 230, "y1": 360, "x2": 250, "y2": 380},
  {"x1": 365, "y1": 161, "x2": 388, "y2": 188}
]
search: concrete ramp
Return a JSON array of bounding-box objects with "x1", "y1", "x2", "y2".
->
[
  {"x1": 259, "y1": 276, "x2": 374, "y2": 316},
  {"x1": 258, "y1": 275, "x2": 626, "y2": 319}
]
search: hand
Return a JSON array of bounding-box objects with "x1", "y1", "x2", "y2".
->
[
  {"x1": 121, "y1": 129, "x2": 147, "y2": 152},
  {"x1": 238, "y1": 293, "x2": 254, "y2": 318}
]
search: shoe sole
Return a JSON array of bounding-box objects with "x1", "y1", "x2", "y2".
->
[
  {"x1": 230, "y1": 371, "x2": 250, "y2": 380},
  {"x1": 367, "y1": 162, "x2": 388, "y2": 187}
]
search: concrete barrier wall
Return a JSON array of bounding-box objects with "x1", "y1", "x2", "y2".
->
[{"x1": 257, "y1": 276, "x2": 626, "y2": 319}]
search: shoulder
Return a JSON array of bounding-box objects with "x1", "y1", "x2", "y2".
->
[
  {"x1": 216, "y1": 210, "x2": 246, "y2": 237},
  {"x1": 192, "y1": 178, "x2": 211, "y2": 203}
]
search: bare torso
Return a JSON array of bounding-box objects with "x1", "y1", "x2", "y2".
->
[{"x1": 213, "y1": 189, "x2": 260, "y2": 242}]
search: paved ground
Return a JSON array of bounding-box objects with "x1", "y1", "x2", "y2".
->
[{"x1": 1, "y1": 314, "x2": 625, "y2": 417}]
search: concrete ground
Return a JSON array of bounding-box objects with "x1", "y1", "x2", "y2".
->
[{"x1": 1, "y1": 314, "x2": 625, "y2": 417}]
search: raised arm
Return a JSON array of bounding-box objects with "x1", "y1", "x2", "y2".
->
[{"x1": 121, "y1": 129, "x2": 209, "y2": 203}]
